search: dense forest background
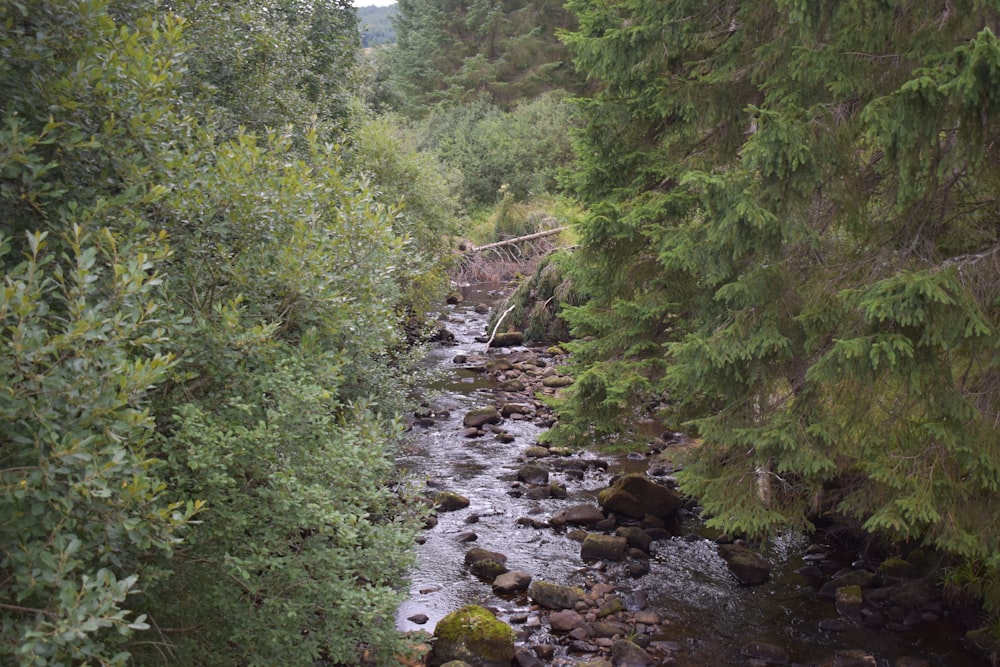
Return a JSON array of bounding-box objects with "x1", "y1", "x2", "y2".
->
[
  {"x1": 358, "y1": 4, "x2": 397, "y2": 47},
  {"x1": 3, "y1": 0, "x2": 1000, "y2": 665}
]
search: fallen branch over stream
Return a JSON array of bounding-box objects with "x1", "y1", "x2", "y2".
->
[{"x1": 465, "y1": 227, "x2": 568, "y2": 254}]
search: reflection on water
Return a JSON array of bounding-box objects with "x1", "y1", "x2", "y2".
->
[{"x1": 396, "y1": 284, "x2": 987, "y2": 666}]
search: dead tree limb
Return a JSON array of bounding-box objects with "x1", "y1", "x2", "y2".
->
[{"x1": 467, "y1": 227, "x2": 568, "y2": 254}]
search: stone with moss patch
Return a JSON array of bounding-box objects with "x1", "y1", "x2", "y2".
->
[{"x1": 430, "y1": 605, "x2": 516, "y2": 666}]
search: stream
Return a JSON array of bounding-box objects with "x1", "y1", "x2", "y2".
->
[{"x1": 394, "y1": 283, "x2": 987, "y2": 667}]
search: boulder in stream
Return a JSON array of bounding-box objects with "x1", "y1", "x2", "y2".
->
[
  {"x1": 489, "y1": 331, "x2": 525, "y2": 348},
  {"x1": 464, "y1": 406, "x2": 501, "y2": 428},
  {"x1": 836, "y1": 585, "x2": 864, "y2": 622},
  {"x1": 492, "y1": 570, "x2": 532, "y2": 594},
  {"x1": 549, "y1": 504, "x2": 605, "y2": 527},
  {"x1": 429, "y1": 605, "x2": 515, "y2": 667},
  {"x1": 435, "y1": 491, "x2": 471, "y2": 512},
  {"x1": 581, "y1": 534, "x2": 628, "y2": 562},
  {"x1": 597, "y1": 473, "x2": 683, "y2": 519},
  {"x1": 517, "y1": 464, "x2": 549, "y2": 484},
  {"x1": 718, "y1": 543, "x2": 771, "y2": 585},
  {"x1": 610, "y1": 639, "x2": 656, "y2": 666},
  {"x1": 529, "y1": 580, "x2": 586, "y2": 610},
  {"x1": 740, "y1": 640, "x2": 789, "y2": 665},
  {"x1": 464, "y1": 547, "x2": 509, "y2": 581}
]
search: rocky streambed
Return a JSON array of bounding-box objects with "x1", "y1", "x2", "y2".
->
[{"x1": 395, "y1": 284, "x2": 987, "y2": 667}]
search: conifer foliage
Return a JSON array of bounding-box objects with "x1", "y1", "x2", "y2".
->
[
  {"x1": 391, "y1": 0, "x2": 584, "y2": 112},
  {"x1": 555, "y1": 0, "x2": 1000, "y2": 641}
]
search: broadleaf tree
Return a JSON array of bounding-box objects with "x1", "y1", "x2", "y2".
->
[{"x1": 1, "y1": 0, "x2": 451, "y2": 664}]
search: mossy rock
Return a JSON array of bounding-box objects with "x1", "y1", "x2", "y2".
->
[
  {"x1": 597, "y1": 473, "x2": 683, "y2": 519},
  {"x1": 529, "y1": 580, "x2": 585, "y2": 609},
  {"x1": 469, "y1": 559, "x2": 509, "y2": 582},
  {"x1": 464, "y1": 406, "x2": 501, "y2": 428},
  {"x1": 489, "y1": 331, "x2": 525, "y2": 348},
  {"x1": 430, "y1": 605, "x2": 516, "y2": 667}
]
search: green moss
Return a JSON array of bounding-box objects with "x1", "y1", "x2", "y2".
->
[{"x1": 433, "y1": 605, "x2": 515, "y2": 665}]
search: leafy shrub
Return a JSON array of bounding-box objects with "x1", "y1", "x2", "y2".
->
[
  {"x1": 415, "y1": 92, "x2": 577, "y2": 207},
  {"x1": 0, "y1": 226, "x2": 198, "y2": 666}
]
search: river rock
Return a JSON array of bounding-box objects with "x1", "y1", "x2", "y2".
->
[
  {"x1": 833, "y1": 649, "x2": 877, "y2": 667},
  {"x1": 430, "y1": 605, "x2": 516, "y2": 667},
  {"x1": 549, "y1": 504, "x2": 605, "y2": 527},
  {"x1": 718, "y1": 544, "x2": 770, "y2": 585},
  {"x1": 615, "y1": 526, "x2": 652, "y2": 553},
  {"x1": 740, "y1": 640, "x2": 789, "y2": 664},
  {"x1": 517, "y1": 464, "x2": 549, "y2": 484},
  {"x1": 529, "y1": 580, "x2": 586, "y2": 609},
  {"x1": 597, "y1": 474, "x2": 683, "y2": 519},
  {"x1": 524, "y1": 446, "x2": 550, "y2": 458},
  {"x1": 836, "y1": 585, "x2": 864, "y2": 621},
  {"x1": 610, "y1": 639, "x2": 656, "y2": 666},
  {"x1": 501, "y1": 402, "x2": 533, "y2": 417},
  {"x1": 465, "y1": 550, "x2": 508, "y2": 580},
  {"x1": 470, "y1": 558, "x2": 508, "y2": 581},
  {"x1": 550, "y1": 609, "x2": 588, "y2": 632},
  {"x1": 492, "y1": 570, "x2": 532, "y2": 594},
  {"x1": 581, "y1": 534, "x2": 628, "y2": 562},
  {"x1": 465, "y1": 547, "x2": 508, "y2": 567},
  {"x1": 490, "y1": 331, "x2": 525, "y2": 348},
  {"x1": 513, "y1": 647, "x2": 544, "y2": 667},
  {"x1": 497, "y1": 379, "x2": 526, "y2": 392},
  {"x1": 819, "y1": 569, "x2": 876, "y2": 599},
  {"x1": 464, "y1": 406, "x2": 501, "y2": 428},
  {"x1": 435, "y1": 491, "x2": 471, "y2": 512}
]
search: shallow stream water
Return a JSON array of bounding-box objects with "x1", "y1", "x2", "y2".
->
[{"x1": 395, "y1": 284, "x2": 986, "y2": 667}]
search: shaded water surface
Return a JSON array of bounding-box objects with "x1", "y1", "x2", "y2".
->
[{"x1": 396, "y1": 284, "x2": 986, "y2": 666}]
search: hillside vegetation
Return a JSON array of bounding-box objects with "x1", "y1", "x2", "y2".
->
[{"x1": 359, "y1": 4, "x2": 397, "y2": 47}]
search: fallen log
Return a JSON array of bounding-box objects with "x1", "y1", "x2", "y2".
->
[{"x1": 466, "y1": 227, "x2": 568, "y2": 254}]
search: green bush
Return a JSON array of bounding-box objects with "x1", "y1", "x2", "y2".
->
[
  {"x1": 0, "y1": 226, "x2": 198, "y2": 666},
  {"x1": 415, "y1": 92, "x2": 577, "y2": 207}
]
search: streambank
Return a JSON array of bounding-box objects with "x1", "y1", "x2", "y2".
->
[{"x1": 395, "y1": 283, "x2": 986, "y2": 667}]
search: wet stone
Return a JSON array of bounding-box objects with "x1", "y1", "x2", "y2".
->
[
  {"x1": 833, "y1": 649, "x2": 877, "y2": 667},
  {"x1": 549, "y1": 504, "x2": 605, "y2": 527},
  {"x1": 718, "y1": 543, "x2": 771, "y2": 585},
  {"x1": 740, "y1": 640, "x2": 789, "y2": 665},
  {"x1": 529, "y1": 581, "x2": 586, "y2": 610},
  {"x1": 581, "y1": 534, "x2": 628, "y2": 562},
  {"x1": 492, "y1": 570, "x2": 532, "y2": 594},
  {"x1": 435, "y1": 491, "x2": 471, "y2": 512},
  {"x1": 611, "y1": 639, "x2": 656, "y2": 666},
  {"x1": 633, "y1": 610, "x2": 660, "y2": 625},
  {"x1": 550, "y1": 609, "x2": 587, "y2": 632},
  {"x1": 514, "y1": 647, "x2": 543, "y2": 667}
]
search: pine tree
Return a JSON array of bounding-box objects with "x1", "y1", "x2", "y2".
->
[
  {"x1": 556, "y1": 0, "x2": 1000, "y2": 644},
  {"x1": 390, "y1": 0, "x2": 584, "y2": 112}
]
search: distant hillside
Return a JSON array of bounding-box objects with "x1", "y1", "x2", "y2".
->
[{"x1": 358, "y1": 4, "x2": 397, "y2": 47}]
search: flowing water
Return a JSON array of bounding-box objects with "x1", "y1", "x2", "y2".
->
[{"x1": 395, "y1": 284, "x2": 987, "y2": 667}]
